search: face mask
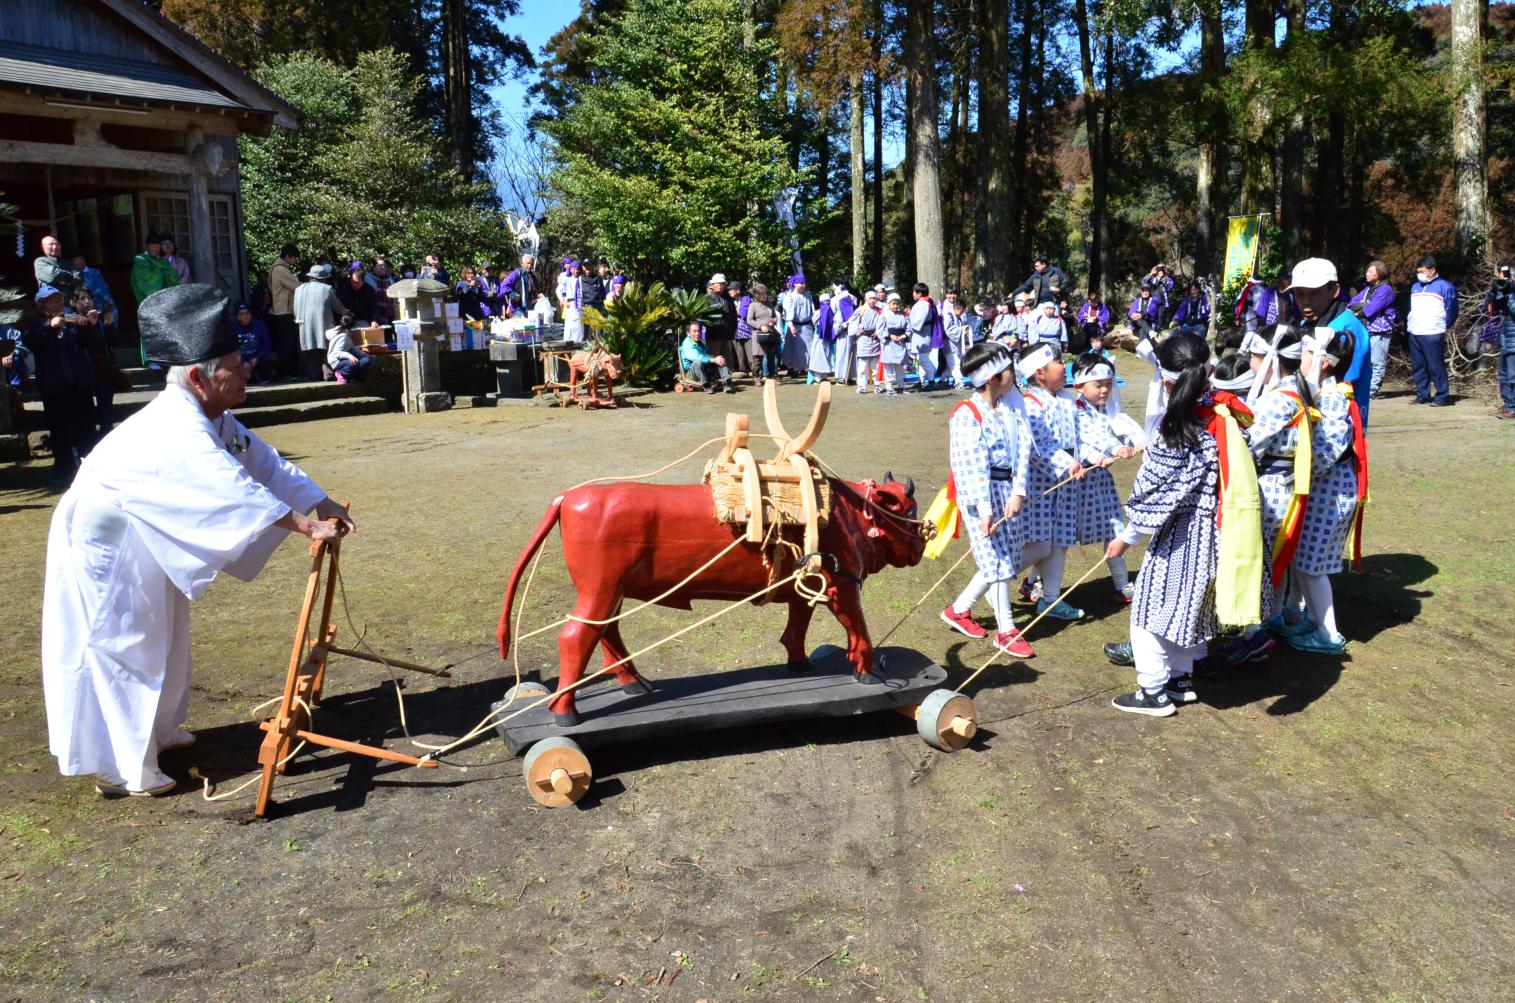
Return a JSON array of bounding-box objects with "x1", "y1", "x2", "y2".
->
[{"x1": 1417, "y1": 272, "x2": 1431, "y2": 283}]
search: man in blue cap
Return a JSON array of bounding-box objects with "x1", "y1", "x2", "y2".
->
[
  {"x1": 27, "y1": 284, "x2": 97, "y2": 483},
  {"x1": 41, "y1": 284, "x2": 355, "y2": 797}
]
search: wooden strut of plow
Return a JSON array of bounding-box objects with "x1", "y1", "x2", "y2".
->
[{"x1": 252, "y1": 506, "x2": 449, "y2": 819}]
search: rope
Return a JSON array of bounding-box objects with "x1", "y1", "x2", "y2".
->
[
  {"x1": 201, "y1": 696, "x2": 315, "y2": 802},
  {"x1": 954, "y1": 552, "x2": 1107, "y2": 694},
  {"x1": 414, "y1": 565, "x2": 824, "y2": 760}
]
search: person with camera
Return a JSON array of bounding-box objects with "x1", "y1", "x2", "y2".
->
[{"x1": 1485, "y1": 264, "x2": 1515, "y2": 419}]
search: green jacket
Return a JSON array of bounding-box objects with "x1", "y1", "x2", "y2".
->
[{"x1": 130, "y1": 252, "x2": 178, "y2": 304}]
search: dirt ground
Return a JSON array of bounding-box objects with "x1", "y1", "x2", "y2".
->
[{"x1": 2, "y1": 361, "x2": 1512, "y2": 1002}]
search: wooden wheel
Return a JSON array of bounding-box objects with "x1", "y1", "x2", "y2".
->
[
  {"x1": 503, "y1": 681, "x2": 550, "y2": 703},
  {"x1": 913, "y1": 689, "x2": 978, "y2": 752},
  {"x1": 522, "y1": 737, "x2": 592, "y2": 807}
]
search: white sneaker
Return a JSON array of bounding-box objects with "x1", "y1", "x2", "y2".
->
[{"x1": 94, "y1": 769, "x2": 177, "y2": 797}]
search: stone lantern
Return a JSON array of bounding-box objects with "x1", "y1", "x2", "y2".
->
[{"x1": 386, "y1": 277, "x2": 452, "y2": 413}]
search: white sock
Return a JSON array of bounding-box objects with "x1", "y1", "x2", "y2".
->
[
  {"x1": 952, "y1": 570, "x2": 991, "y2": 616},
  {"x1": 1298, "y1": 572, "x2": 1338, "y2": 639},
  {"x1": 1107, "y1": 555, "x2": 1130, "y2": 590},
  {"x1": 990, "y1": 579, "x2": 1015, "y2": 634},
  {"x1": 1040, "y1": 546, "x2": 1069, "y2": 600}
]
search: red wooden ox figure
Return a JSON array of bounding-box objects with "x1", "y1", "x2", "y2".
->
[{"x1": 497, "y1": 474, "x2": 924, "y2": 727}]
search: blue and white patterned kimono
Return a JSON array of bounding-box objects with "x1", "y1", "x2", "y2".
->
[
  {"x1": 880, "y1": 310, "x2": 910, "y2": 365},
  {"x1": 1244, "y1": 385, "x2": 1307, "y2": 555},
  {"x1": 1126, "y1": 428, "x2": 1222, "y2": 647},
  {"x1": 1021, "y1": 387, "x2": 1083, "y2": 546},
  {"x1": 949, "y1": 394, "x2": 1031, "y2": 579},
  {"x1": 1073, "y1": 399, "x2": 1133, "y2": 544},
  {"x1": 782, "y1": 292, "x2": 815, "y2": 373},
  {"x1": 1296, "y1": 379, "x2": 1359, "y2": 576}
]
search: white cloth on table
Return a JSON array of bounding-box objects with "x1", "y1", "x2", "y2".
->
[{"x1": 42, "y1": 385, "x2": 325, "y2": 789}]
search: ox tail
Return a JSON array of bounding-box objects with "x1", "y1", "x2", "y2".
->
[{"x1": 497, "y1": 493, "x2": 566, "y2": 660}]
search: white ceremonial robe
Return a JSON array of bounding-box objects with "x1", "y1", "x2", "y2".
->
[{"x1": 42, "y1": 385, "x2": 326, "y2": 788}]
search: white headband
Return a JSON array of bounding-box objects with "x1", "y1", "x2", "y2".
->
[
  {"x1": 1159, "y1": 360, "x2": 1216, "y2": 383},
  {"x1": 1211, "y1": 371, "x2": 1255, "y2": 392},
  {"x1": 1277, "y1": 340, "x2": 1304, "y2": 360},
  {"x1": 968, "y1": 354, "x2": 1013, "y2": 388},
  {"x1": 1015, "y1": 343, "x2": 1057, "y2": 379},
  {"x1": 1070, "y1": 362, "x2": 1115, "y2": 385}
]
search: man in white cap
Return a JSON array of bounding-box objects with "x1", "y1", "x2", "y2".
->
[
  {"x1": 41, "y1": 284, "x2": 354, "y2": 797},
  {"x1": 1285, "y1": 257, "x2": 1372, "y2": 425},
  {"x1": 294, "y1": 263, "x2": 340, "y2": 381},
  {"x1": 705, "y1": 273, "x2": 740, "y2": 387}
]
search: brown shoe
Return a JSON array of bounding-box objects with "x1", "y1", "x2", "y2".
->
[{"x1": 1491, "y1": 408, "x2": 1515, "y2": 419}]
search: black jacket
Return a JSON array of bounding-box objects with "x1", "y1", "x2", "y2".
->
[
  {"x1": 1013, "y1": 265, "x2": 1068, "y2": 304},
  {"x1": 708, "y1": 292, "x2": 738, "y2": 341}
]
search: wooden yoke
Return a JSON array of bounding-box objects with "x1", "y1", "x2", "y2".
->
[
  {"x1": 764, "y1": 378, "x2": 831, "y2": 461},
  {"x1": 251, "y1": 504, "x2": 449, "y2": 819}
]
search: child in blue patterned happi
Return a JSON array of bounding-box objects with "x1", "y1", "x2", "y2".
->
[
  {"x1": 1016, "y1": 343, "x2": 1090, "y2": 620},
  {"x1": 940, "y1": 342, "x2": 1037, "y2": 658},
  {"x1": 1069, "y1": 352, "x2": 1142, "y2": 603}
]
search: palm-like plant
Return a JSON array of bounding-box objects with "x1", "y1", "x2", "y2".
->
[
  {"x1": 581, "y1": 281, "x2": 676, "y2": 388},
  {"x1": 664, "y1": 286, "x2": 724, "y2": 332}
]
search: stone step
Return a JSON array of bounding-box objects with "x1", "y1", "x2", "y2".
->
[
  {"x1": 22, "y1": 379, "x2": 372, "y2": 422},
  {"x1": 120, "y1": 366, "x2": 165, "y2": 389},
  {"x1": 21, "y1": 395, "x2": 389, "y2": 457}
]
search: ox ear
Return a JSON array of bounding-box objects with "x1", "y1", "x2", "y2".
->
[{"x1": 884, "y1": 469, "x2": 894, "y2": 484}]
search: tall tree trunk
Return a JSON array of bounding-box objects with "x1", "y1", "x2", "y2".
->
[
  {"x1": 1239, "y1": 0, "x2": 1274, "y2": 214},
  {"x1": 442, "y1": 0, "x2": 472, "y2": 178},
  {"x1": 945, "y1": 66, "x2": 963, "y2": 289},
  {"x1": 1098, "y1": 28, "x2": 1115, "y2": 293},
  {"x1": 816, "y1": 98, "x2": 832, "y2": 208},
  {"x1": 1278, "y1": 0, "x2": 1306, "y2": 261},
  {"x1": 974, "y1": 0, "x2": 1010, "y2": 293},
  {"x1": 1074, "y1": 0, "x2": 1103, "y2": 296},
  {"x1": 871, "y1": 68, "x2": 885, "y2": 278},
  {"x1": 1011, "y1": 0, "x2": 1034, "y2": 273},
  {"x1": 906, "y1": 0, "x2": 946, "y2": 294},
  {"x1": 1194, "y1": 0, "x2": 1228, "y2": 280},
  {"x1": 850, "y1": 74, "x2": 867, "y2": 284},
  {"x1": 1451, "y1": 0, "x2": 1491, "y2": 258}
]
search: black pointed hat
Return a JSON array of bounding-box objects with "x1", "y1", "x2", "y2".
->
[{"x1": 139, "y1": 284, "x2": 241, "y2": 366}]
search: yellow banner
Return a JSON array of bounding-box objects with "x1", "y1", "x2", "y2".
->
[{"x1": 1222, "y1": 215, "x2": 1265, "y2": 289}]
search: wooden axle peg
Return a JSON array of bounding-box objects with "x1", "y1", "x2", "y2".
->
[{"x1": 522, "y1": 736, "x2": 593, "y2": 807}]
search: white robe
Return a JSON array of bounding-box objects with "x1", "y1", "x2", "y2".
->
[
  {"x1": 42, "y1": 385, "x2": 326, "y2": 788},
  {"x1": 1134, "y1": 336, "x2": 1167, "y2": 442}
]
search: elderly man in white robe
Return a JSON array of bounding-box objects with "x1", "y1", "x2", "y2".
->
[{"x1": 42, "y1": 284, "x2": 355, "y2": 797}]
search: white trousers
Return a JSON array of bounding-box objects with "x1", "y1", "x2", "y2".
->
[
  {"x1": 1107, "y1": 555, "x2": 1130, "y2": 590},
  {"x1": 882, "y1": 362, "x2": 906, "y2": 391},
  {"x1": 951, "y1": 570, "x2": 1014, "y2": 633},
  {"x1": 943, "y1": 340, "x2": 965, "y2": 385},
  {"x1": 1019, "y1": 540, "x2": 1068, "y2": 598},
  {"x1": 1131, "y1": 624, "x2": 1206, "y2": 693},
  {"x1": 912, "y1": 349, "x2": 938, "y2": 385},
  {"x1": 563, "y1": 307, "x2": 584, "y2": 343},
  {"x1": 855, "y1": 355, "x2": 878, "y2": 390}
]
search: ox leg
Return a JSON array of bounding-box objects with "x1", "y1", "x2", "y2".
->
[
  {"x1": 780, "y1": 599, "x2": 816, "y2": 671},
  {"x1": 553, "y1": 606, "x2": 608, "y2": 728},
  {"x1": 599, "y1": 618, "x2": 653, "y2": 695},
  {"x1": 829, "y1": 581, "x2": 882, "y2": 684}
]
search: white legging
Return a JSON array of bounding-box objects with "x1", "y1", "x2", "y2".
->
[
  {"x1": 951, "y1": 570, "x2": 1015, "y2": 633},
  {"x1": 1296, "y1": 570, "x2": 1338, "y2": 639},
  {"x1": 1019, "y1": 540, "x2": 1068, "y2": 599},
  {"x1": 1131, "y1": 624, "x2": 1206, "y2": 693}
]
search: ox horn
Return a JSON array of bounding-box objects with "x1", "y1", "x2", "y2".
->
[
  {"x1": 765, "y1": 379, "x2": 832, "y2": 461},
  {"x1": 884, "y1": 469, "x2": 894, "y2": 483},
  {"x1": 903, "y1": 475, "x2": 915, "y2": 498}
]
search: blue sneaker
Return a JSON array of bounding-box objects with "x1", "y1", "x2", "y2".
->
[
  {"x1": 1263, "y1": 615, "x2": 1316, "y2": 638},
  {"x1": 1104, "y1": 641, "x2": 1134, "y2": 666},
  {"x1": 1036, "y1": 598, "x2": 1085, "y2": 621},
  {"x1": 1288, "y1": 630, "x2": 1346, "y2": 655}
]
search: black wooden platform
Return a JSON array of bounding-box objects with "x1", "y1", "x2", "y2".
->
[{"x1": 495, "y1": 645, "x2": 945, "y2": 756}]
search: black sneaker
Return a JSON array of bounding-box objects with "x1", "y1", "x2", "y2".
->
[
  {"x1": 1409, "y1": 397, "x2": 1429, "y2": 405},
  {"x1": 1429, "y1": 398, "x2": 1451, "y2": 407},
  {"x1": 1229, "y1": 632, "x2": 1276, "y2": 665},
  {"x1": 1164, "y1": 676, "x2": 1199, "y2": 704},
  {"x1": 1112, "y1": 688, "x2": 1176, "y2": 717},
  {"x1": 1104, "y1": 641, "x2": 1135, "y2": 666}
]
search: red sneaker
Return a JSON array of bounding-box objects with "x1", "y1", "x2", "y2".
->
[
  {"x1": 941, "y1": 604, "x2": 988, "y2": 639},
  {"x1": 994, "y1": 629, "x2": 1035, "y2": 659}
]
